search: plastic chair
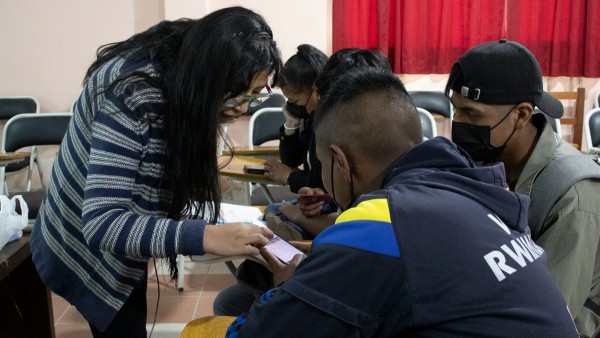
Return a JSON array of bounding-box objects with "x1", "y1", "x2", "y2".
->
[
  {"x1": 408, "y1": 91, "x2": 453, "y2": 120},
  {"x1": 0, "y1": 96, "x2": 40, "y2": 192},
  {"x1": 244, "y1": 93, "x2": 285, "y2": 116},
  {"x1": 247, "y1": 107, "x2": 286, "y2": 148},
  {"x1": 247, "y1": 107, "x2": 299, "y2": 205},
  {"x1": 0, "y1": 96, "x2": 39, "y2": 120},
  {"x1": 595, "y1": 92, "x2": 600, "y2": 108},
  {"x1": 0, "y1": 113, "x2": 72, "y2": 196},
  {"x1": 585, "y1": 108, "x2": 600, "y2": 153},
  {"x1": 418, "y1": 107, "x2": 437, "y2": 140}
]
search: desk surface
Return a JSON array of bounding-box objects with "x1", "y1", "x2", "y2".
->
[
  {"x1": 219, "y1": 156, "x2": 281, "y2": 186},
  {"x1": 222, "y1": 145, "x2": 279, "y2": 157},
  {"x1": 0, "y1": 152, "x2": 30, "y2": 167},
  {"x1": 0, "y1": 237, "x2": 30, "y2": 280}
]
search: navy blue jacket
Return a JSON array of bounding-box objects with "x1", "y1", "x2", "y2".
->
[{"x1": 228, "y1": 138, "x2": 578, "y2": 337}]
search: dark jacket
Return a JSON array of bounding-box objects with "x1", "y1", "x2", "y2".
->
[
  {"x1": 279, "y1": 116, "x2": 324, "y2": 192},
  {"x1": 227, "y1": 137, "x2": 578, "y2": 338}
]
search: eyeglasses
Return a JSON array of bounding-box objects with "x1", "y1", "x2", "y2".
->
[{"x1": 223, "y1": 86, "x2": 273, "y2": 108}]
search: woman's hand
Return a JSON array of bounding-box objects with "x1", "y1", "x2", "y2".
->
[
  {"x1": 297, "y1": 187, "x2": 327, "y2": 217},
  {"x1": 264, "y1": 158, "x2": 294, "y2": 185},
  {"x1": 260, "y1": 246, "x2": 305, "y2": 286},
  {"x1": 203, "y1": 223, "x2": 274, "y2": 256}
]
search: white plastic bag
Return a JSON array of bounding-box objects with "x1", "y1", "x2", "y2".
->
[{"x1": 0, "y1": 195, "x2": 28, "y2": 251}]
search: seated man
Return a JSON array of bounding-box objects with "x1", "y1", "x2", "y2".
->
[
  {"x1": 448, "y1": 39, "x2": 600, "y2": 337},
  {"x1": 225, "y1": 67, "x2": 578, "y2": 337}
]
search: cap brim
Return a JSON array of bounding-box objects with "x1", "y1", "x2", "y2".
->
[{"x1": 536, "y1": 92, "x2": 563, "y2": 118}]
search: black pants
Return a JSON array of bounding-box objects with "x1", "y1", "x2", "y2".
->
[{"x1": 89, "y1": 271, "x2": 148, "y2": 338}]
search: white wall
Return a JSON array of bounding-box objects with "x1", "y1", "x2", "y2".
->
[
  {"x1": 164, "y1": 0, "x2": 331, "y2": 61},
  {"x1": 0, "y1": 0, "x2": 163, "y2": 113}
]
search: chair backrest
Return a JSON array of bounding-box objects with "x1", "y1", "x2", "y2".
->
[
  {"x1": 248, "y1": 108, "x2": 285, "y2": 147},
  {"x1": 2, "y1": 113, "x2": 72, "y2": 153},
  {"x1": 418, "y1": 107, "x2": 437, "y2": 140},
  {"x1": 245, "y1": 93, "x2": 286, "y2": 116},
  {"x1": 595, "y1": 91, "x2": 600, "y2": 109},
  {"x1": 585, "y1": 108, "x2": 600, "y2": 149},
  {"x1": 534, "y1": 108, "x2": 562, "y2": 138},
  {"x1": 549, "y1": 88, "x2": 585, "y2": 150},
  {"x1": 0, "y1": 96, "x2": 40, "y2": 120},
  {"x1": 408, "y1": 91, "x2": 452, "y2": 120}
]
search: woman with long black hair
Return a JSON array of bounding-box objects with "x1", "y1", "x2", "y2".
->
[{"x1": 30, "y1": 6, "x2": 279, "y2": 337}]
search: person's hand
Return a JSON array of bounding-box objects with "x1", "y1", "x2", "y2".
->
[
  {"x1": 264, "y1": 158, "x2": 294, "y2": 185},
  {"x1": 289, "y1": 240, "x2": 312, "y2": 254},
  {"x1": 279, "y1": 204, "x2": 303, "y2": 223},
  {"x1": 297, "y1": 187, "x2": 327, "y2": 217},
  {"x1": 260, "y1": 246, "x2": 304, "y2": 286},
  {"x1": 203, "y1": 223, "x2": 274, "y2": 256}
]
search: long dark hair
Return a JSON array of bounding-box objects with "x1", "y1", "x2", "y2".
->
[
  {"x1": 85, "y1": 7, "x2": 281, "y2": 224},
  {"x1": 276, "y1": 44, "x2": 327, "y2": 92}
]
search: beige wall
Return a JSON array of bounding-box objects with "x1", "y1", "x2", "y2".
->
[{"x1": 0, "y1": 0, "x2": 160, "y2": 112}]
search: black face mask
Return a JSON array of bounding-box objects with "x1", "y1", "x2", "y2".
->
[
  {"x1": 286, "y1": 100, "x2": 311, "y2": 120},
  {"x1": 451, "y1": 105, "x2": 518, "y2": 164},
  {"x1": 330, "y1": 154, "x2": 355, "y2": 211}
]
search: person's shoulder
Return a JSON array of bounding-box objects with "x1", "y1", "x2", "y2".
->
[
  {"x1": 570, "y1": 178, "x2": 600, "y2": 213},
  {"x1": 313, "y1": 195, "x2": 401, "y2": 258}
]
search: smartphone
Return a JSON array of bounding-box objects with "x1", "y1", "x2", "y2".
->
[
  {"x1": 243, "y1": 164, "x2": 266, "y2": 175},
  {"x1": 297, "y1": 193, "x2": 333, "y2": 204},
  {"x1": 265, "y1": 235, "x2": 306, "y2": 264}
]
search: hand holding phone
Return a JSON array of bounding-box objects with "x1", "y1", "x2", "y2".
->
[
  {"x1": 297, "y1": 193, "x2": 333, "y2": 204},
  {"x1": 264, "y1": 235, "x2": 307, "y2": 264}
]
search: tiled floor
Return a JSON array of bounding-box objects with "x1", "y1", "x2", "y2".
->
[{"x1": 52, "y1": 257, "x2": 242, "y2": 338}]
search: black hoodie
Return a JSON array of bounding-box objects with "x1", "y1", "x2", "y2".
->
[{"x1": 230, "y1": 137, "x2": 578, "y2": 338}]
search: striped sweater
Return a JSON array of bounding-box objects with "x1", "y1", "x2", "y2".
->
[{"x1": 30, "y1": 56, "x2": 207, "y2": 331}]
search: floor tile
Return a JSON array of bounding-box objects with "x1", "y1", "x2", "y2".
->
[
  {"x1": 54, "y1": 323, "x2": 93, "y2": 338},
  {"x1": 148, "y1": 273, "x2": 207, "y2": 297},
  {"x1": 195, "y1": 295, "x2": 218, "y2": 318},
  {"x1": 146, "y1": 295, "x2": 198, "y2": 323},
  {"x1": 59, "y1": 305, "x2": 88, "y2": 324},
  {"x1": 201, "y1": 274, "x2": 236, "y2": 297},
  {"x1": 51, "y1": 294, "x2": 70, "y2": 322}
]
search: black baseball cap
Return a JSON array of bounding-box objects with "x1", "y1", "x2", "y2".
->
[{"x1": 446, "y1": 39, "x2": 563, "y2": 118}]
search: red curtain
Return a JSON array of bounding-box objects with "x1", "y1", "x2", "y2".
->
[
  {"x1": 506, "y1": 0, "x2": 584, "y2": 77},
  {"x1": 333, "y1": 0, "x2": 600, "y2": 77}
]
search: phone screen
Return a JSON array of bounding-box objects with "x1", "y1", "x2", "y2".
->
[
  {"x1": 265, "y1": 235, "x2": 306, "y2": 264},
  {"x1": 243, "y1": 164, "x2": 266, "y2": 175}
]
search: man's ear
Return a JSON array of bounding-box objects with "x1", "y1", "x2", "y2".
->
[
  {"x1": 514, "y1": 102, "x2": 534, "y2": 130},
  {"x1": 330, "y1": 144, "x2": 352, "y2": 182}
]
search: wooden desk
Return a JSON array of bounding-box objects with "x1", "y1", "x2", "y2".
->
[
  {"x1": 0, "y1": 152, "x2": 30, "y2": 167},
  {"x1": 222, "y1": 145, "x2": 279, "y2": 158},
  {"x1": 219, "y1": 156, "x2": 283, "y2": 204},
  {"x1": 0, "y1": 236, "x2": 55, "y2": 337}
]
